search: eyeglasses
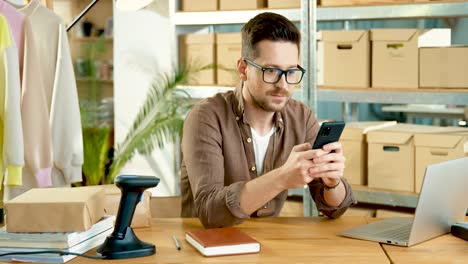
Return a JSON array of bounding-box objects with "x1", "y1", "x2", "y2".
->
[{"x1": 243, "y1": 58, "x2": 306, "y2": 84}]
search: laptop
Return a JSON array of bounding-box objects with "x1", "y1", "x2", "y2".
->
[{"x1": 340, "y1": 157, "x2": 468, "y2": 247}]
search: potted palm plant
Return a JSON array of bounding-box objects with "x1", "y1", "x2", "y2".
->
[
  {"x1": 106, "y1": 66, "x2": 193, "y2": 183},
  {"x1": 76, "y1": 31, "x2": 195, "y2": 185}
]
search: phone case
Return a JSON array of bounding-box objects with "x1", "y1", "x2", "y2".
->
[{"x1": 312, "y1": 121, "x2": 345, "y2": 149}]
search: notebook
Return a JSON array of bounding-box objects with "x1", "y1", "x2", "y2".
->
[
  {"x1": 340, "y1": 157, "x2": 468, "y2": 247},
  {"x1": 185, "y1": 227, "x2": 260, "y2": 257}
]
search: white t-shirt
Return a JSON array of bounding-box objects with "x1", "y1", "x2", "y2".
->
[{"x1": 251, "y1": 127, "x2": 276, "y2": 176}]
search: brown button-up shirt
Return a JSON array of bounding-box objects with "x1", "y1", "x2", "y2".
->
[{"x1": 181, "y1": 88, "x2": 355, "y2": 228}]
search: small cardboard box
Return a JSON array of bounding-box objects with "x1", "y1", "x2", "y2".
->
[
  {"x1": 341, "y1": 121, "x2": 397, "y2": 185},
  {"x1": 317, "y1": 30, "x2": 370, "y2": 88},
  {"x1": 101, "y1": 185, "x2": 151, "y2": 228},
  {"x1": 181, "y1": 0, "x2": 217, "y2": 11},
  {"x1": 216, "y1": 33, "x2": 241, "y2": 86},
  {"x1": 420, "y1": 46, "x2": 468, "y2": 89},
  {"x1": 367, "y1": 124, "x2": 452, "y2": 192},
  {"x1": 414, "y1": 131, "x2": 468, "y2": 193},
  {"x1": 179, "y1": 34, "x2": 216, "y2": 85},
  {"x1": 5, "y1": 187, "x2": 105, "y2": 232},
  {"x1": 268, "y1": 0, "x2": 300, "y2": 9},
  {"x1": 371, "y1": 28, "x2": 450, "y2": 88},
  {"x1": 219, "y1": 0, "x2": 266, "y2": 10}
]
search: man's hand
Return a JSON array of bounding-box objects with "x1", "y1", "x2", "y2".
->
[
  {"x1": 308, "y1": 142, "x2": 346, "y2": 187},
  {"x1": 278, "y1": 142, "x2": 331, "y2": 189}
]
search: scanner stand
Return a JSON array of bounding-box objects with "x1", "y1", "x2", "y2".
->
[{"x1": 97, "y1": 175, "x2": 160, "y2": 259}]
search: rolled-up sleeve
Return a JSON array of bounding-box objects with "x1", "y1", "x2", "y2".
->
[
  {"x1": 308, "y1": 178, "x2": 356, "y2": 219},
  {"x1": 182, "y1": 103, "x2": 249, "y2": 228}
]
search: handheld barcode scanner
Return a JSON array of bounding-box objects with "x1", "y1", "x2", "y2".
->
[{"x1": 97, "y1": 175, "x2": 160, "y2": 259}]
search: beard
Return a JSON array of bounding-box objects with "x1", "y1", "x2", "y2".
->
[{"x1": 247, "y1": 86, "x2": 291, "y2": 112}]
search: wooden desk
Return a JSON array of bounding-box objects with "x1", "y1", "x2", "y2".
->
[
  {"x1": 74, "y1": 217, "x2": 389, "y2": 264},
  {"x1": 382, "y1": 228, "x2": 468, "y2": 264},
  {"x1": 72, "y1": 217, "x2": 467, "y2": 264}
]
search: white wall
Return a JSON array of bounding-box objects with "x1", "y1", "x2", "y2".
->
[{"x1": 114, "y1": 1, "x2": 179, "y2": 196}]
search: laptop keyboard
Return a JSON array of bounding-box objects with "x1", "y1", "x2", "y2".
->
[{"x1": 374, "y1": 223, "x2": 412, "y2": 241}]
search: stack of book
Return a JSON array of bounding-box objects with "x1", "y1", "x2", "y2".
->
[{"x1": 0, "y1": 215, "x2": 115, "y2": 263}]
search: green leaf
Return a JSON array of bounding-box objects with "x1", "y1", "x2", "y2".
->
[
  {"x1": 81, "y1": 127, "x2": 111, "y2": 185},
  {"x1": 107, "y1": 65, "x2": 194, "y2": 182}
]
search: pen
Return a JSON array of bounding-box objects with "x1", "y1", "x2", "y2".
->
[{"x1": 172, "y1": 234, "x2": 181, "y2": 250}]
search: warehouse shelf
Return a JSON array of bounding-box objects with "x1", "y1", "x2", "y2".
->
[
  {"x1": 173, "y1": 2, "x2": 468, "y2": 26},
  {"x1": 174, "y1": 9, "x2": 301, "y2": 25},
  {"x1": 351, "y1": 185, "x2": 418, "y2": 208},
  {"x1": 318, "y1": 87, "x2": 468, "y2": 105},
  {"x1": 318, "y1": 2, "x2": 468, "y2": 21}
]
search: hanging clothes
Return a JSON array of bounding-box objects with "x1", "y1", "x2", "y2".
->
[
  {"x1": 5, "y1": 0, "x2": 83, "y2": 199},
  {"x1": 0, "y1": 0, "x2": 24, "y2": 75},
  {"x1": 0, "y1": 14, "x2": 23, "y2": 189}
]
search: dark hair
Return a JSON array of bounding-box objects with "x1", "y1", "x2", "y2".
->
[{"x1": 241, "y1": 12, "x2": 300, "y2": 59}]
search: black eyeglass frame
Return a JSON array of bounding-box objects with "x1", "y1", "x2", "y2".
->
[{"x1": 243, "y1": 58, "x2": 306, "y2": 84}]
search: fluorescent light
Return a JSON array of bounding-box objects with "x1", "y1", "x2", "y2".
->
[{"x1": 116, "y1": 0, "x2": 154, "y2": 11}]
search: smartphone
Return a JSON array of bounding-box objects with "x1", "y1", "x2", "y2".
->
[{"x1": 311, "y1": 121, "x2": 345, "y2": 149}]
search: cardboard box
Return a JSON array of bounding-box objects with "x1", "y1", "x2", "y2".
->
[
  {"x1": 268, "y1": 0, "x2": 301, "y2": 9},
  {"x1": 150, "y1": 196, "x2": 182, "y2": 218},
  {"x1": 420, "y1": 46, "x2": 468, "y2": 89},
  {"x1": 5, "y1": 187, "x2": 105, "y2": 232},
  {"x1": 371, "y1": 28, "x2": 450, "y2": 88},
  {"x1": 367, "y1": 124, "x2": 453, "y2": 192},
  {"x1": 414, "y1": 131, "x2": 468, "y2": 193},
  {"x1": 181, "y1": 0, "x2": 217, "y2": 11},
  {"x1": 101, "y1": 185, "x2": 151, "y2": 228},
  {"x1": 216, "y1": 33, "x2": 241, "y2": 86},
  {"x1": 321, "y1": 0, "x2": 413, "y2": 6},
  {"x1": 179, "y1": 34, "x2": 216, "y2": 85},
  {"x1": 317, "y1": 30, "x2": 370, "y2": 88},
  {"x1": 219, "y1": 0, "x2": 266, "y2": 10},
  {"x1": 341, "y1": 121, "x2": 397, "y2": 185}
]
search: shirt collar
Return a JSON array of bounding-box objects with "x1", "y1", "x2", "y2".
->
[
  {"x1": 16, "y1": 0, "x2": 39, "y2": 16},
  {"x1": 232, "y1": 85, "x2": 284, "y2": 130}
]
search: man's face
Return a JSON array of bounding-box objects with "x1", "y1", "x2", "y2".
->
[{"x1": 241, "y1": 40, "x2": 300, "y2": 113}]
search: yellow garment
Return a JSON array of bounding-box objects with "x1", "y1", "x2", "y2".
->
[
  {"x1": 0, "y1": 16, "x2": 10, "y2": 50},
  {"x1": 0, "y1": 15, "x2": 23, "y2": 188}
]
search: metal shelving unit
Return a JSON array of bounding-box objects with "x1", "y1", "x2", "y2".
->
[
  {"x1": 173, "y1": 2, "x2": 468, "y2": 101},
  {"x1": 173, "y1": 2, "x2": 468, "y2": 25},
  {"x1": 302, "y1": 1, "x2": 468, "y2": 216},
  {"x1": 319, "y1": 87, "x2": 468, "y2": 105},
  {"x1": 170, "y1": 0, "x2": 468, "y2": 216},
  {"x1": 317, "y1": 2, "x2": 468, "y2": 21}
]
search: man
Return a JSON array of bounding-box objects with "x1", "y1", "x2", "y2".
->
[{"x1": 181, "y1": 12, "x2": 355, "y2": 228}]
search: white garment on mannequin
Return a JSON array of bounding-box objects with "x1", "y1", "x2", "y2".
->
[{"x1": 251, "y1": 127, "x2": 275, "y2": 176}]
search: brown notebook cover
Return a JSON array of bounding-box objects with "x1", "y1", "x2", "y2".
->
[{"x1": 185, "y1": 227, "x2": 260, "y2": 257}]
